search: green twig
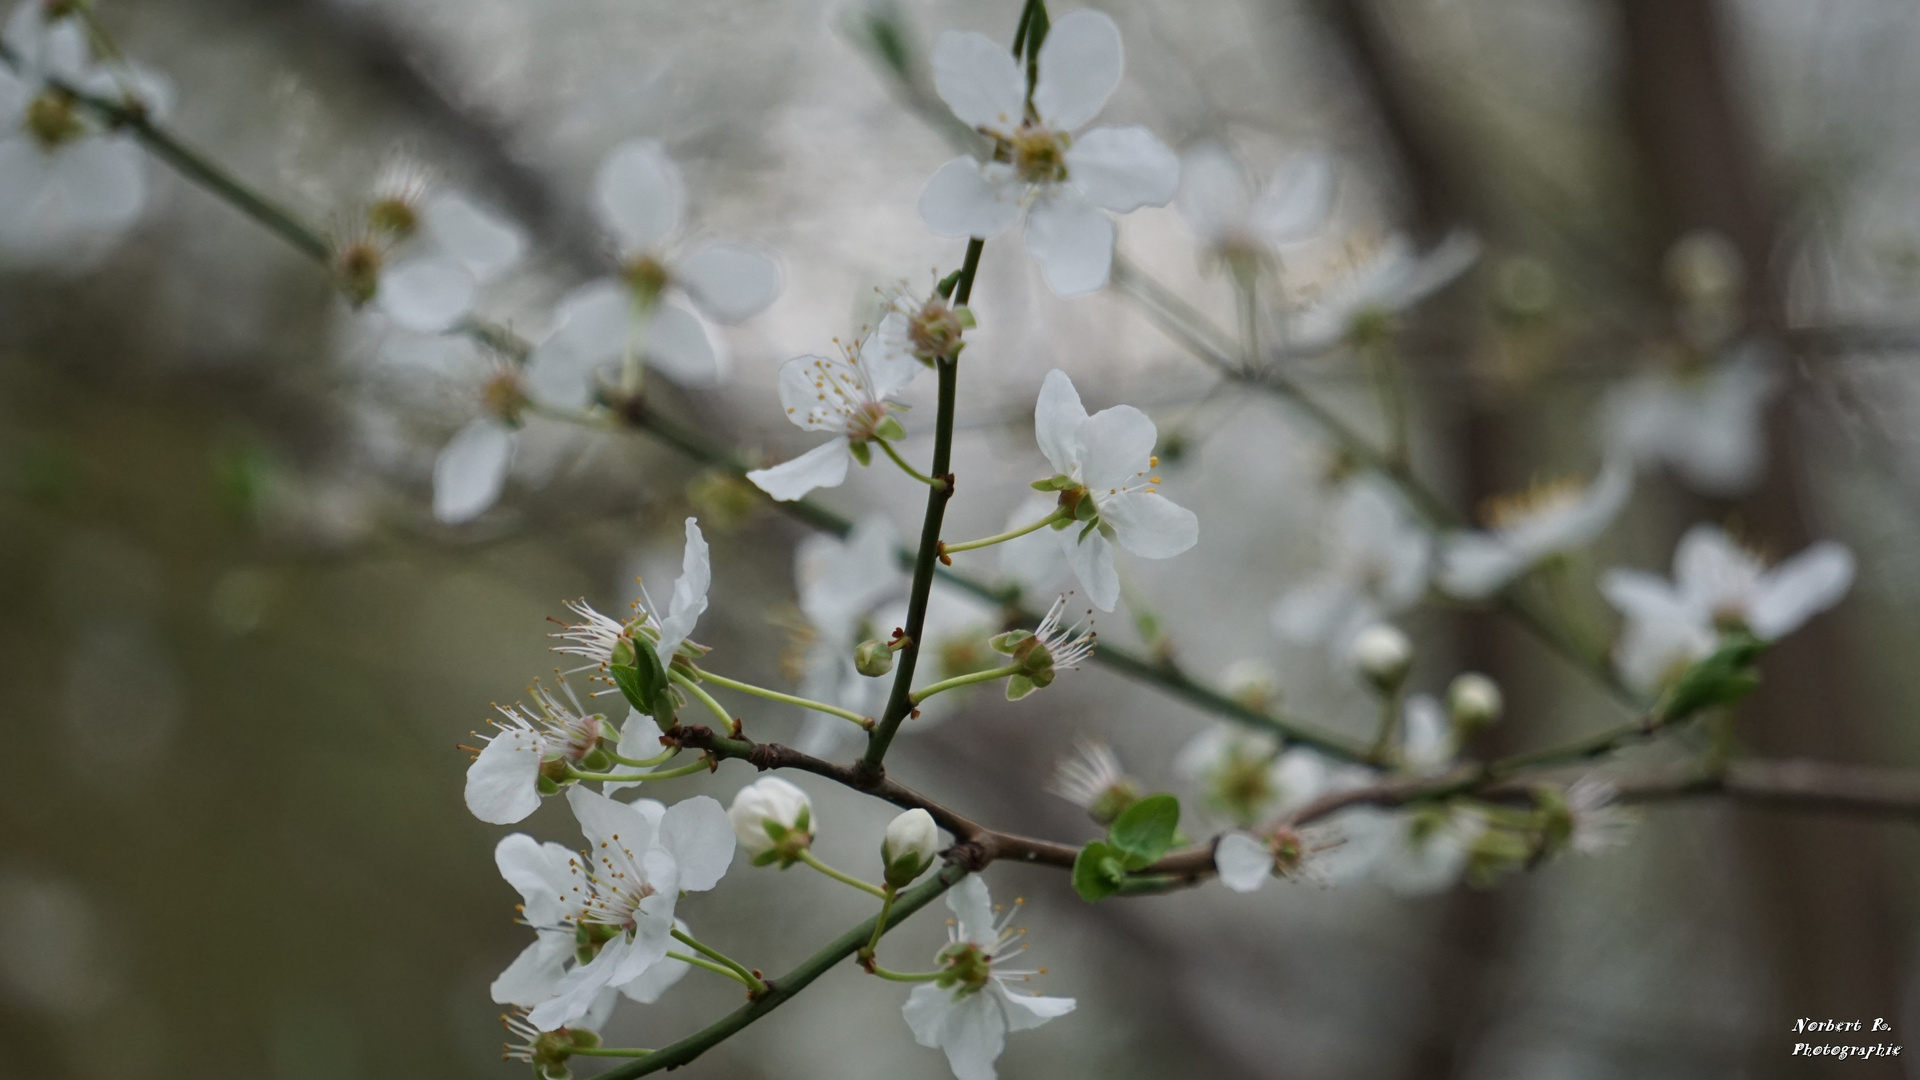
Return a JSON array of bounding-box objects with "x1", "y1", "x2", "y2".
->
[{"x1": 796, "y1": 849, "x2": 889, "y2": 899}]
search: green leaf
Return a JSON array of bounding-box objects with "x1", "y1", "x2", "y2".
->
[
  {"x1": 1659, "y1": 632, "x2": 1765, "y2": 722},
  {"x1": 609, "y1": 638, "x2": 676, "y2": 727},
  {"x1": 1108, "y1": 793, "x2": 1179, "y2": 868},
  {"x1": 1071, "y1": 841, "x2": 1127, "y2": 902},
  {"x1": 935, "y1": 269, "x2": 963, "y2": 300}
]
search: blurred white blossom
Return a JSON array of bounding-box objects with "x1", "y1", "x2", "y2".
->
[
  {"x1": 1438, "y1": 460, "x2": 1632, "y2": 599},
  {"x1": 1600, "y1": 346, "x2": 1779, "y2": 496}
]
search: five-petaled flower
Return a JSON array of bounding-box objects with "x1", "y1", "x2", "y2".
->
[
  {"x1": 918, "y1": 10, "x2": 1179, "y2": 297},
  {"x1": 466, "y1": 680, "x2": 612, "y2": 825},
  {"x1": 901, "y1": 876, "x2": 1076, "y2": 1080},
  {"x1": 747, "y1": 320, "x2": 925, "y2": 501},
  {"x1": 1599, "y1": 523, "x2": 1854, "y2": 694},
  {"x1": 1174, "y1": 141, "x2": 1333, "y2": 282},
  {"x1": 525, "y1": 787, "x2": 734, "y2": 1031},
  {"x1": 1029, "y1": 368, "x2": 1198, "y2": 611},
  {"x1": 1273, "y1": 479, "x2": 1430, "y2": 658},
  {"x1": 1600, "y1": 344, "x2": 1779, "y2": 497},
  {"x1": 1437, "y1": 459, "x2": 1633, "y2": 599}
]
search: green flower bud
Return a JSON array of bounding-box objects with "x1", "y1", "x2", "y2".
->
[
  {"x1": 881, "y1": 808, "x2": 939, "y2": 888},
  {"x1": 854, "y1": 638, "x2": 895, "y2": 677}
]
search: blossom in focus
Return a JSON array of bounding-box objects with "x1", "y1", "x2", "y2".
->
[
  {"x1": 746, "y1": 321, "x2": 924, "y2": 501},
  {"x1": 1599, "y1": 523, "x2": 1854, "y2": 693},
  {"x1": 901, "y1": 876, "x2": 1076, "y2": 1080},
  {"x1": 0, "y1": 3, "x2": 166, "y2": 267},
  {"x1": 526, "y1": 139, "x2": 780, "y2": 403},
  {"x1": 1287, "y1": 231, "x2": 1481, "y2": 353},
  {"x1": 1030, "y1": 369, "x2": 1198, "y2": 611},
  {"x1": 918, "y1": 10, "x2": 1179, "y2": 297},
  {"x1": 1272, "y1": 480, "x2": 1430, "y2": 657},
  {"x1": 988, "y1": 593, "x2": 1097, "y2": 701},
  {"x1": 489, "y1": 834, "x2": 690, "y2": 1012},
  {"x1": 1600, "y1": 346, "x2": 1779, "y2": 496},
  {"x1": 1214, "y1": 825, "x2": 1331, "y2": 894},
  {"x1": 1175, "y1": 142, "x2": 1333, "y2": 279},
  {"x1": 728, "y1": 776, "x2": 814, "y2": 865},
  {"x1": 465, "y1": 681, "x2": 611, "y2": 825},
  {"x1": 882, "y1": 808, "x2": 941, "y2": 888},
  {"x1": 1436, "y1": 459, "x2": 1633, "y2": 599},
  {"x1": 526, "y1": 788, "x2": 734, "y2": 1031}
]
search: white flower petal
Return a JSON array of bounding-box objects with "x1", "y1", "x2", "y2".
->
[
  {"x1": 999, "y1": 987, "x2": 1076, "y2": 1031},
  {"x1": 1436, "y1": 533, "x2": 1526, "y2": 599},
  {"x1": 947, "y1": 876, "x2": 997, "y2": 944},
  {"x1": 1032, "y1": 9, "x2": 1123, "y2": 132},
  {"x1": 433, "y1": 419, "x2": 514, "y2": 525},
  {"x1": 464, "y1": 724, "x2": 542, "y2": 824},
  {"x1": 1075, "y1": 403, "x2": 1156, "y2": 491},
  {"x1": 494, "y1": 833, "x2": 574, "y2": 904},
  {"x1": 377, "y1": 255, "x2": 477, "y2": 334},
  {"x1": 1750, "y1": 542, "x2": 1854, "y2": 639},
  {"x1": 1033, "y1": 368, "x2": 1089, "y2": 476},
  {"x1": 1099, "y1": 491, "x2": 1198, "y2": 560},
  {"x1": 491, "y1": 933, "x2": 572, "y2": 1006},
  {"x1": 529, "y1": 936, "x2": 626, "y2": 1031},
  {"x1": 1056, "y1": 526, "x2": 1120, "y2": 611},
  {"x1": 1400, "y1": 694, "x2": 1452, "y2": 773},
  {"x1": 675, "y1": 241, "x2": 781, "y2": 324},
  {"x1": 643, "y1": 298, "x2": 725, "y2": 384},
  {"x1": 422, "y1": 192, "x2": 525, "y2": 283},
  {"x1": 866, "y1": 311, "x2": 926, "y2": 399},
  {"x1": 52, "y1": 138, "x2": 146, "y2": 231},
  {"x1": 747, "y1": 437, "x2": 853, "y2": 501},
  {"x1": 525, "y1": 279, "x2": 630, "y2": 408},
  {"x1": 1175, "y1": 143, "x2": 1250, "y2": 243},
  {"x1": 594, "y1": 139, "x2": 684, "y2": 257},
  {"x1": 1024, "y1": 189, "x2": 1113, "y2": 296},
  {"x1": 655, "y1": 517, "x2": 710, "y2": 661},
  {"x1": 1215, "y1": 831, "x2": 1273, "y2": 893},
  {"x1": 931, "y1": 30, "x2": 1026, "y2": 134},
  {"x1": 1251, "y1": 152, "x2": 1335, "y2": 246},
  {"x1": 919, "y1": 156, "x2": 1024, "y2": 239},
  {"x1": 1064, "y1": 125, "x2": 1179, "y2": 213},
  {"x1": 659, "y1": 794, "x2": 734, "y2": 893},
  {"x1": 776, "y1": 354, "x2": 850, "y2": 433},
  {"x1": 617, "y1": 947, "x2": 689, "y2": 1005}
]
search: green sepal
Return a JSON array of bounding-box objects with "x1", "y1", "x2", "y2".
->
[
  {"x1": 1658, "y1": 632, "x2": 1765, "y2": 722},
  {"x1": 535, "y1": 774, "x2": 564, "y2": 797},
  {"x1": 750, "y1": 850, "x2": 783, "y2": 867},
  {"x1": 1107, "y1": 793, "x2": 1180, "y2": 868},
  {"x1": 579, "y1": 746, "x2": 613, "y2": 772},
  {"x1": 989, "y1": 629, "x2": 1033, "y2": 655},
  {"x1": 1071, "y1": 840, "x2": 1128, "y2": 902},
  {"x1": 1073, "y1": 496, "x2": 1100, "y2": 522},
  {"x1": 872, "y1": 415, "x2": 907, "y2": 442},
  {"x1": 762, "y1": 820, "x2": 790, "y2": 843},
  {"x1": 1030, "y1": 474, "x2": 1078, "y2": 492},
  {"x1": 1005, "y1": 673, "x2": 1038, "y2": 700},
  {"x1": 609, "y1": 637, "x2": 677, "y2": 730},
  {"x1": 935, "y1": 268, "x2": 963, "y2": 300},
  {"x1": 955, "y1": 306, "x2": 977, "y2": 329},
  {"x1": 849, "y1": 440, "x2": 873, "y2": 466}
]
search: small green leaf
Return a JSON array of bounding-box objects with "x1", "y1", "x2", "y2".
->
[
  {"x1": 989, "y1": 629, "x2": 1032, "y2": 655},
  {"x1": 1108, "y1": 793, "x2": 1180, "y2": 867},
  {"x1": 1071, "y1": 841, "x2": 1127, "y2": 902},
  {"x1": 610, "y1": 638, "x2": 676, "y2": 728},
  {"x1": 1659, "y1": 632, "x2": 1765, "y2": 722},
  {"x1": 935, "y1": 269, "x2": 963, "y2": 299}
]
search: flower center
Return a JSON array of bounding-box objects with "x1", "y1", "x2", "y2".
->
[
  {"x1": 1479, "y1": 478, "x2": 1581, "y2": 529},
  {"x1": 25, "y1": 92, "x2": 83, "y2": 150},
  {"x1": 844, "y1": 400, "x2": 891, "y2": 442},
  {"x1": 334, "y1": 240, "x2": 384, "y2": 306},
  {"x1": 1010, "y1": 124, "x2": 1069, "y2": 184},
  {"x1": 483, "y1": 370, "x2": 529, "y2": 424},
  {"x1": 622, "y1": 256, "x2": 671, "y2": 306},
  {"x1": 908, "y1": 299, "x2": 965, "y2": 364},
  {"x1": 1212, "y1": 753, "x2": 1275, "y2": 825},
  {"x1": 366, "y1": 197, "x2": 418, "y2": 240},
  {"x1": 935, "y1": 941, "x2": 994, "y2": 994}
]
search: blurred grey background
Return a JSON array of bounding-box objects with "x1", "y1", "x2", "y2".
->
[{"x1": 4, "y1": 0, "x2": 1920, "y2": 1077}]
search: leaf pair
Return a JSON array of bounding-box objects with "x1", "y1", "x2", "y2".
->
[{"x1": 1071, "y1": 794, "x2": 1179, "y2": 901}]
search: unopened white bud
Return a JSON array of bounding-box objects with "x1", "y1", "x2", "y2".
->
[
  {"x1": 1220, "y1": 658, "x2": 1279, "y2": 711},
  {"x1": 728, "y1": 777, "x2": 814, "y2": 865},
  {"x1": 1446, "y1": 672, "x2": 1504, "y2": 733},
  {"x1": 1351, "y1": 625, "x2": 1413, "y2": 691},
  {"x1": 881, "y1": 808, "x2": 939, "y2": 888}
]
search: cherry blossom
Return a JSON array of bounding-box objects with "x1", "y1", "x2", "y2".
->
[
  {"x1": 1437, "y1": 460, "x2": 1633, "y2": 599},
  {"x1": 918, "y1": 10, "x2": 1179, "y2": 296},
  {"x1": 1030, "y1": 369, "x2": 1198, "y2": 611},
  {"x1": 371, "y1": 186, "x2": 526, "y2": 334},
  {"x1": 1272, "y1": 480, "x2": 1430, "y2": 655},
  {"x1": 1600, "y1": 345, "x2": 1778, "y2": 496},
  {"x1": 746, "y1": 321, "x2": 924, "y2": 501},
  {"x1": 901, "y1": 876, "x2": 1076, "y2": 1080},
  {"x1": 1175, "y1": 142, "x2": 1333, "y2": 276},
  {"x1": 1288, "y1": 231, "x2": 1481, "y2": 353},
  {"x1": 465, "y1": 681, "x2": 612, "y2": 825}
]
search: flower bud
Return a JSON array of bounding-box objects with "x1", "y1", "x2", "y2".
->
[
  {"x1": 1445, "y1": 672, "x2": 1503, "y2": 735},
  {"x1": 881, "y1": 808, "x2": 939, "y2": 888},
  {"x1": 1350, "y1": 624, "x2": 1413, "y2": 691},
  {"x1": 728, "y1": 777, "x2": 814, "y2": 867},
  {"x1": 854, "y1": 638, "x2": 895, "y2": 677},
  {"x1": 1220, "y1": 658, "x2": 1279, "y2": 712}
]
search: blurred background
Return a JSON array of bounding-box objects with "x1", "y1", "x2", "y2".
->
[{"x1": 3, "y1": 0, "x2": 1920, "y2": 1077}]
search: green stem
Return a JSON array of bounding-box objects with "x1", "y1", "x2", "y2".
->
[
  {"x1": 690, "y1": 667, "x2": 871, "y2": 729},
  {"x1": 568, "y1": 1047, "x2": 654, "y2": 1058},
  {"x1": 911, "y1": 663, "x2": 1021, "y2": 705},
  {"x1": 565, "y1": 759, "x2": 711, "y2": 784},
  {"x1": 940, "y1": 508, "x2": 1066, "y2": 554},
  {"x1": 1364, "y1": 339, "x2": 1410, "y2": 467},
  {"x1": 796, "y1": 849, "x2": 889, "y2": 899},
  {"x1": 606, "y1": 746, "x2": 680, "y2": 769},
  {"x1": 669, "y1": 668, "x2": 738, "y2": 729},
  {"x1": 670, "y1": 929, "x2": 768, "y2": 996},
  {"x1": 868, "y1": 964, "x2": 944, "y2": 983},
  {"x1": 1366, "y1": 687, "x2": 1404, "y2": 764},
  {"x1": 875, "y1": 439, "x2": 945, "y2": 489},
  {"x1": 594, "y1": 865, "x2": 968, "y2": 1079},
  {"x1": 860, "y1": 886, "x2": 898, "y2": 960},
  {"x1": 667, "y1": 951, "x2": 762, "y2": 991}
]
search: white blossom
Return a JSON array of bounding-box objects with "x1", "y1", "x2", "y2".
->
[
  {"x1": 1437, "y1": 459, "x2": 1633, "y2": 599},
  {"x1": 1349, "y1": 623, "x2": 1413, "y2": 689},
  {"x1": 918, "y1": 10, "x2": 1178, "y2": 296},
  {"x1": 489, "y1": 834, "x2": 691, "y2": 1012},
  {"x1": 787, "y1": 516, "x2": 907, "y2": 755},
  {"x1": 1213, "y1": 825, "x2": 1334, "y2": 894},
  {"x1": 746, "y1": 322, "x2": 924, "y2": 501},
  {"x1": 883, "y1": 808, "x2": 941, "y2": 886},
  {"x1": 465, "y1": 681, "x2": 611, "y2": 825},
  {"x1": 525, "y1": 140, "x2": 779, "y2": 402},
  {"x1": 373, "y1": 189, "x2": 526, "y2": 334},
  {"x1": 525, "y1": 788, "x2": 734, "y2": 1031},
  {"x1": 1175, "y1": 727, "x2": 1360, "y2": 827},
  {"x1": 1600, "y1": 524, "x2": 1854, "y2": 693},
  {"x1": 1601, "y1": 345, "x2": 1778, "y2": 496},
  {"x1": 1565, "y1": 776, "x2": 1636, "y2": 855},
  {"x1": 727, "y1": 776, "x2": 814, "y2": 858},
  {"x1": 1175, "y1": 142, "x2": 1333, "y2": 271},
  {"x1": 0, "y1": 3, "x2": 164, "y2": 267},
  {"x1": 1272, "y1": 480, "x2": 1430, "y2": 656},
  {"x1": 1046, "y1": 737, "x2": 1135, "y2": 819},
  {"x1": 1287, "y1": 231, "x2": 1481, "y2": 353},
  {"x1": 901, "y1": 876, "x2": 1075, "y2": 1080},
  {"x1": 1031, "y1": 369, "x2": 1198, "y2": 611},
  {"x1": 1317, "y1": 803, "x2": 1486, "y2": 895}
]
